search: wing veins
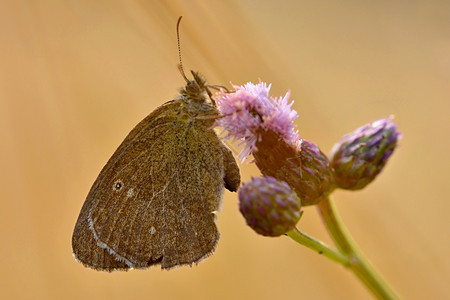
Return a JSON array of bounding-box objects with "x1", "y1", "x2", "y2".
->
[
  {"x1": 87, "y1": 122, "x2": 176, "y2": 261},
  {"x1": 90, "y1": 117, "x2": 178, "y2": 217}
]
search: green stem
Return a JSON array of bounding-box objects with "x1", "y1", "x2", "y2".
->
[
  {"x1": 286, "y1": 227, "x2": 350, "y2": 266},
  {"x1": 317, "y1": 196, "x2": 399, "y2": 300}
]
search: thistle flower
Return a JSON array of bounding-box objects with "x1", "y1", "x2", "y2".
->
[
  {"x1": 330, "y1": 117, "x2": 401, "y2": 190},
  {"x1": 215, "y1": 81, "x2": 300, "y2": 161},
  {"x1": 239, "y1": 176, "x2": 301, "y2": 237},
  {"x1": 215, "y1": 82, "x2": 335, "y2": 205}
]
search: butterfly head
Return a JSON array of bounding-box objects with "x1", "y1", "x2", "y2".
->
[{"x1": 180, "y1": 70, "x2": 215, "y2": 106}]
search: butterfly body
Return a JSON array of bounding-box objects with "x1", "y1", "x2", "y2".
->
[{"x1": 72, "y1": 72, "x2": 240, "y2": 271}]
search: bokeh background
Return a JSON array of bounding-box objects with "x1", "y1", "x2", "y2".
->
[{"x1": 1, "y1": 1, "x2": 449, "y2": 299}]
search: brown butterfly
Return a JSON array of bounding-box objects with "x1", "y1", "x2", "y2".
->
[{"x1": 72, "y1": 17, "x2": 240, "y2": 271}]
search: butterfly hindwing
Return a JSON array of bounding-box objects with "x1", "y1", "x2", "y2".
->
[{"x1": 72, "y1": 100, "x2": 233, "y2": 270}]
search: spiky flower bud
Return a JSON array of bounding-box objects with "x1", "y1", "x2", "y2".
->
[
  {"x1": 239, "y1": 176, "x2": 301, "y2": 237},
  {"x1": 254, "y1": 136, "x2": 335, "y2": 206},
  {"x1": 290, "y1": 139, "x2": 335, "y2": 203},
  {"x1": 330, "y1": 118, "x2": 401, "y2": 190}
]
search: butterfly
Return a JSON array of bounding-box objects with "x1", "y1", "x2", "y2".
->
[{"x1": 72, "y1": 69, "x2": 240, "y2": 271}]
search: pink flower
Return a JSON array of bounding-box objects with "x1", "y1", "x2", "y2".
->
[{"x1": 215, "y1": 81, "x2": 300, "y2": 161}]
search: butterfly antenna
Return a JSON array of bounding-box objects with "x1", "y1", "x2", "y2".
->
[{"x1": 177, "y1": 16, "x2": 189, "y2": 83}]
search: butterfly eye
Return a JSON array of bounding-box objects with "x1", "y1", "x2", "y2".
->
[{"x1": 112, "y1": 179, "x2": 124, "y2": 192}]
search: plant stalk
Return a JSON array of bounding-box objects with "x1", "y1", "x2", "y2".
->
[
  {"x1": 317, "y1": 196, "x2": 399, "y2": 300},
  {"x1": 286, "y1": 227, "x2": 349, "y2": 266}
]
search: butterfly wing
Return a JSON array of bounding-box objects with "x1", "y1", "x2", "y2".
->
[{"x1": 72, "y1": 100, "x2": 233, "y2": 270}]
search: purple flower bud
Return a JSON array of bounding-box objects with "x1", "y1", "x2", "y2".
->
[
  {"x1": 330, "y1": 118, "x2": 401, "y2": 190},
  {"x1": 254, "y1": 136, "x2": 335, "y2": 206},
  {"x1": 239, "y1": 177, "x2": 301, "y2": 237}
]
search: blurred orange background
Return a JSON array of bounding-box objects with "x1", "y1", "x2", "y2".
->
[{"x1": 1, "y1": 1, "x2": 449, "y2": 299}]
